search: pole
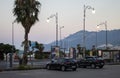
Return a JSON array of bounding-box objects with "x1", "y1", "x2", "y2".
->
[
  {"x1": 82, "y1": 5, "x2": 95, "y2": 58},
  {"x1": 60, "y1": 27, "x2": 62, "y2": 48},
  {"x1": 97, "y1": 21, "x2": 108, "y2": 49},
  {"x1": 60, "y1": 26, "x2": 64, "y2": 48},
  {"x1": 96, "y1": 31, "x2": 97, "y2": 49},
  {"x1": 10, "y1": 22, "x2": 14, "y2": 68},
  {"x1": 56, "y1": 13, "x2": 58, "y2": 47},
  {"x1": 83, "y1": 5, "x2": 86, "y2": 58},
  {"x1": 105, "y1": 21, "x2": 108, "y2": 49},
  {"x1": 96, "y1": 30, "x2": 98, "y2": 56}
]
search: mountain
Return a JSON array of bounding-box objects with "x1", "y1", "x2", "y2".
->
[{"x1": 44, "y1": 29, "x2": 120, "y2": 51}]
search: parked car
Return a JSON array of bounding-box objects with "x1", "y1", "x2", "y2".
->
[
  {"x1": 77, "y1": 56, "x2": 105, "y2": 69},
  {"x1": 46, "y1": 58, "x2": 77, "y2": 71}
]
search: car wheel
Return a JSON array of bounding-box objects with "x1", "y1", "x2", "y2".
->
[
  {"x1": 99, "y1": 66, "x2": 103, "y2": 69},
  {"x1": 46, "y1": 65, "x2": 51, "y2": 70},
  {"x1": 83, "y1": 66, "x2": 86, "y2": 68},
  {"x1": 72, "y1": 68, "x2": 76, "y2": 71},
  {"x1": 91, "y1": 64, "x2": 96, "y2": 69},
  {"x1": 76, "y1": 64, "x2": 79, "y2": 68},
  {"x1": 61, "y1": 66, "x2": 66, "y2": 71}
]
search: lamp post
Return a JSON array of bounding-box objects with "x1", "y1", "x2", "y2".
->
[
  {"x1": 95, "y1": 26, "x2": 99, "y2": 56},
  {"x1": 96, "y1": 26, "x2": 100, "y2": 49},
  {"x1": 83, "y1": 5, "x2": 95, "y2": 58},
  {"x1": 59, "y1": 26, "x2": 64, "y2": 48},
  {"x1": 47, "y1": 13, "x2": 58, "y2": 47},
  {"x1": 10, "y1": 22, "x2": 15, "y2": 68},
  {"x1": 97, "y1": 21, "x2": 108, "y2": 49}
]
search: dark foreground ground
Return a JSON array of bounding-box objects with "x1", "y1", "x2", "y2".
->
[{"x1": 0, "y1": 65, "x2": 120, "y2": 78}]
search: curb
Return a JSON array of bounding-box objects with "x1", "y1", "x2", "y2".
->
[
  {"x1": 1, "y1": 67, "x2": 46, "y2": 72},
  {"x1": 105, "y1": 63, "x2": 120, "y2": 65}
]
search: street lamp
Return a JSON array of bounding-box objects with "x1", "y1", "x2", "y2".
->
[
  {"x1": 83, "y1": 5, "x2": 95, "y2": 58},
  {"x1": 47, "y1": 13, "x2": 58, "y2": 47},
  {"x1": 96, "y1": 26, "x2": 100, "y2": 49},
  {"x1": 95, "y1": 26, "x2": 100, "y2": 56},
  {"x1": 97, "y1": 21, "x2": 108, "y2": 49},
  {"x1": 59, "y1": 26, "x2": 64, "y2": 48},
  {"x1": 10, "y1": 22, "x2": 15, "y2": 68}
]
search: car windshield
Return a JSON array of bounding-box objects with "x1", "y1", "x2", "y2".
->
[
  {"x1": 51, "y1": 58, "x2": 76, "y2": 63},
  {"x1": 64, "y1": 58, "x2": 75, "y2": 62},
  {"x1": 86, "y1": 57, "x2": 97, "y2": 60},
  {"x1": 97, "y1": 57, "x2": 104, "y2": 60},
  {"x1": 86, "y1": 56, "x2": 104, "y2": 60}
]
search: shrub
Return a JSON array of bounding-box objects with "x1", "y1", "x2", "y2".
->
[{"x1": 17, "y1": 65, "x2": 31, "y2": 70}]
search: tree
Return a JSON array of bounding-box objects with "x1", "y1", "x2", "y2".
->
[
  {"x1": 13, "y1": 0, "x2": 41, "y2": 65},
  {"x1": 0, "y1": 43, "x2": 16, "y2": 61},
  {"x1": 34, "y1": 42, "x2": 44, "y2": 59},
  {"x1": 4, "y1": 44, "x2": 15, "y2": 62},
  {"x1": 35, "y1": 42, "x2": 44, "y2": 52},
  {"x1": 0, "y1": 43, "x2": 4, "y2": 61},
  {"x1": 77, "y1": 44, "x2": 82, "y2": 55},
  {"x1": 91, "y1": 45, "x2": 97, "y2": 56}
]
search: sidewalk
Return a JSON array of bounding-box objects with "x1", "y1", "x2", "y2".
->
[
  {"x1": 1, "y1": 59, "x2": 120, "y2": 71},
  {"x1": 105, "y1": 62, "x2": 120, "y2": 65},
  {"x1": 0, "y1": 59, "x2": 50, "y2": 71}
]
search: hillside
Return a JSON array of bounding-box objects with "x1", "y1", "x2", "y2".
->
[{"x1": 44, "y1": 29, "x2": 120, "y2": 51}]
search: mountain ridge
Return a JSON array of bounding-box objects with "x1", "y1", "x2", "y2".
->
[{"x1": 44, "y1": 29, "x2": 120, "y2": 51}]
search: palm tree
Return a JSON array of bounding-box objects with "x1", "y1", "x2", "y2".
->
[
  {"x1": 34, "y1": 41, "x2": 44, "y2": 59},
  {"x1": 13, "y1": 0, "x2": 41, "y2": 65},
  {"x1": 35, "y1": 42, "x2": 44, "y2": 52}
]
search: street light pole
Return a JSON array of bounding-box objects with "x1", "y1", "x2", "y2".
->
[
  {"x1": 47, "y1": 13, "x2": 59, "y2": 47},
  {"x1": 10, "y1": 22, "x2": 14, "y2": 68},
  {"x1": 83, "y1": 5, "x2": 95, "y2": 58},
  {"x1": 97, "y1": 21, "x2": 108, "y2": 49},
  {"x1": 96, "y1": 26, "x2": 100, "y2": 49},
  {"x1": 56, "y1": 13, "x2": 58, "y2": 47},
  {"x1": 60, "y1": 26, "x2": 64, "y2": 48},
  {"x1": 95, "y1": 26, "x2": 100, "y2": 56},
  {"x1": 105, "y1": 21, "x2": 108, "y2": 49}
]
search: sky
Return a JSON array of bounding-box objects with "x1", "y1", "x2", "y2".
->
[{"x1": 0, "y1": 0, "x2": 120, "y2": 49}]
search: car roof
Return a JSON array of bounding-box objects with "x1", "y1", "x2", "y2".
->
[
  {"x1": 86, "y1": 56, "x2": 97, "y2": 58},
  {"x1": 53, "y1": 58, "x2": 74, "y2": 60}
]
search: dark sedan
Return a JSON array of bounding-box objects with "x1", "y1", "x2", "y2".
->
[
  {"x1": 77, "y1": 56, "x2": 105, "y2": 69},
  {"x1": 46, "y1": 58, "x2": 77, "y2": 71}
]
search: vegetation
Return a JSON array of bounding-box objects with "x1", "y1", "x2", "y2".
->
[
  {"x1": 13, "y1": 0, "x2": 41, "y2": 65},
  {"x1": 77, "y1": 44, "x2": 82, "y2": 55},
  {"x1": 0, "y1": 43, "x2": 16, "y2": 61},
  {"x1": 85, "y1": 50, "x2": 91, "y2": 56},
  {"x1": 17, "y1": 65, "x2": 32, "y2": 70},
  {"x1": 59, "y1": 50, "x2": 65, "y2": 57},
  {"x1": 34, "y1": 42, "x2": 44, "y2": 59},
  {"x1": 21, "y1": 40, "x2": 45, "y2": 59},
  {"x1": 91, "y1": 45, "x2": 97, "y2": 56}
]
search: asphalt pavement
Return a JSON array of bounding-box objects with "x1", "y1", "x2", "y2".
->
[
  {"x1": 0, "y1": 65, "x2": 120, "y2": 78},
  {"x1": 0, "y1": 59, "x2": 120, "y2": 71}
]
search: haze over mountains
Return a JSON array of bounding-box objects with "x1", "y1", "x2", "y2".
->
[{"x1": 44, "y1": 29, "x2": 120, "y2": 51}]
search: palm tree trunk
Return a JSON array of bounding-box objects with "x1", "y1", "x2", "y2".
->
[{"x1": 23, "y1": 30, "x2": 29, "y2": 65}]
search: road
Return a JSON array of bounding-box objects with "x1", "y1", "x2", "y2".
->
[{"x1": 0, "y1": 65, "x2": 120, "y2": 78}]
